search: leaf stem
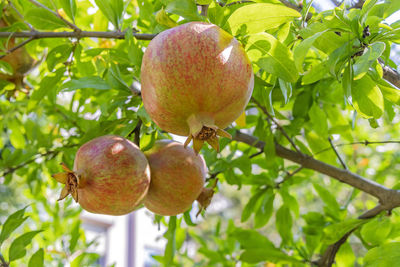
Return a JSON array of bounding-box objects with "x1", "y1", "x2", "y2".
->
[{"x1": 0, "y1": 252, "x2": 8, "y2": 267}]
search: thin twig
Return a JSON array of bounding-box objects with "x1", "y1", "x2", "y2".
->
[
  {"x1": 276, "y1": 166, "x2": 303, "y2": 188},
  {"x1": 218, "y1": 0, "x2": 253, "y2": 7},
  {"x1": 127, "y1": 119, "x2": 142, "y2": 147},
  {"x1": 328, "y1": 137, "x2": 347, "y2": 170},
  {"x1": 318, "y1": 204, "x2": 384, "y2": 267},
  {"x1": 9, "y1": 1, "x2": 34, "y2": 30},
  {"x1": 0, "y1": 144, "x2": 78, "y2": 177},
  {"x1": 251, "y1": 97, "x2": 301, "y2": 154},
  {"x1": 28, "y1": 0, "x2": 81, "y2": 31},
  {"x1": 206, "y1": 171, "x2": 221, "y2": 182},
  {"x1": 314, "y1": 140, "x2": 400, "y2": 156},
  {"x1": 0, "y1": 37, "x2": 34, "y2": 59}
]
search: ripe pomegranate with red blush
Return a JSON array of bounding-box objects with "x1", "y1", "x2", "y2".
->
[{"x1": 52, "y1": 135, "x2": 150, "y2": 215}]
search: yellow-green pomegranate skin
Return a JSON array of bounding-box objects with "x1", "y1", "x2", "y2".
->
[
  {"x1": 144, "y1": 140, "x2": 206, "y2": 216},
  {"x1": 140, "y1": 22, "x2": 254, "y2": 138}
]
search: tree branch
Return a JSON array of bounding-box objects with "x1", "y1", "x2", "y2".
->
[
  {"x1": 0, "y1": 31, "x2": 156, "y2": 40},
  {"x1": 233, "y1": 131, "x2": 400, "y2": 207}
]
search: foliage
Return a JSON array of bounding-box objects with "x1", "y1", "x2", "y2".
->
[{"x1": 1, "y1": 0, "x2": 400, "y2": 266}]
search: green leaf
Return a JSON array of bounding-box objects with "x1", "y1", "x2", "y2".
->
[
  {"x1": 323, "y1": 219, "x2": 366, "y2": 244},
  {"x1": 25, "y1": 8, "x2": 67, "y2": 30},
  {"x1": 62, "y1": 77, "x2": 112, "y2": 91},
  {"x1": 254, "y1": 189, "x2": 275, "y2": 228},
  {"x1": 313, "y1": 183, "x2": 341, "y2": 215},
  {"x1": 183, "y1": 211, "x2": 196, "y2": 226},
  {"x1": 227, "y1": 3, "x2": 301, "y2": 35},
  {"x1": 276, "y1": 205, "x2": 292, "y2": 244},
  {"x1": 353, "y1": 42, "x2": 385, "y2": 80},
  {"x1": 59, "y1": 0, "x2": 77, "y2": 22},
  {"x1": 240, "y1": 248, "x2": 302, "y2": 264},
  {"x1": 0, "y1": 206, "x2": 28, "y2": 247},
  {"x1": 46, "y1": 44, "x2": 73, "y2": 72},
  {"x1": 94, "y1": 0, "x2": 119, "y2": 28},
  {"x1": 241, "y1": 190, "x2": 264, "y2": 222},
  {"x1": 377, "y1": 78, "x2": 400, "y2": 105},
  {"x1": 28, "y1": 248, "x2": 44, "y2": 267},
  {"x1": 69, "y1": 221, "x2": 80, "y2": 252},
  {"x1": 352, "y1": 74, "x2": 384, "y2": 119},
  {"x1": 294, "y1": 30, "x2": 327, "y2": 73},
  {"x1": 335, "y1": 242, "x2": 355, "y2": 267},
  {"x1": 232, "y1": 156, "x2": 251, "y2": 176},
  {"x1": 246, "y1": 33, "x2": 298, "y2": 82},
  {"x1": 0, "y1": 60, "x2": 14, "y2": 75},
  {"x1": 9, "y1": 120, "x2": 25, "y2": 149},
  {"x1": 293, "y1": 90, "x2": 312, "y2": 118},
  {"x1": 231, "y1": 228, "x2": 275, "y2": 249},
  {"x1": 164, "y1": 216, "x2": 176, "y2": 265},
  {"x1": 9, "y1": 230, "x2": 43, "y2": 261},
  {"x1": 364, "y1": 242, "x2": 400, "y2": 267},
  {"x1": 165, "y1": 0, "x2": 202, "y2": 21},
  {"x1": 360, "y1": 216, "x2": 392, "y2": 246},
  {"x1": 309, "y1": 103, "x2": 328, "y2": 137}
]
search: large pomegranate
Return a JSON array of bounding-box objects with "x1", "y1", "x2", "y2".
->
[
  {"x1": 52, "y1": 135, "x2": 150, "y2": 215},
  {"x1": 141, "y1": 22, "x2": 254, "y2": 153},
  {"x1": 144, "y1": 140, "x2": 206, "y2": 216}
]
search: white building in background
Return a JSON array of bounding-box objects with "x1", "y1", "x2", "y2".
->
[{"x1": 81, "y1": 208, "x2": 166, "y2": 267}]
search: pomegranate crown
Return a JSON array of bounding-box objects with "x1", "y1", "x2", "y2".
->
[{"x1": 51, "y1": 163, "x2": 81, "y2": 203}]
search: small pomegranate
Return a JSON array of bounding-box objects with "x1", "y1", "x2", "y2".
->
[
  {"x1": 52, "y1": 135, "x2": 150, "y2": 215},
  {"x1": 141, "y1": 22, "x2": 254, "y2": 153},
  {"x1": 0, "y1": 15, "x2": 34, "y2": 98},
  {"x1": 144, "y1": 140, "x2": 206, "y2": 216}
]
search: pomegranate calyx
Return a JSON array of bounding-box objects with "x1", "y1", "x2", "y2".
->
[
  {"x1": 52, "y1": 163, "x2": 80, "y2": 203},
  {"x1": 196, "y1": 187, "x2": 215, "y2": 217},
  {"x1": 184, "y1": 126, "x2": 232, "y2": 154}
]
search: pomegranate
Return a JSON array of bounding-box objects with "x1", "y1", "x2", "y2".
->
[
  {"x1": 52, "y1": 135, "x2": 150, "y2": 215},
  {"x1": 144, "y1": 140, "x2": 206, "y2": 216},
  {"x1": 140, "y1": 22, "x2": 254, "y2": 153},
  {"x1": 0, "y1": 15, "x2": 34, "y2": 98}
]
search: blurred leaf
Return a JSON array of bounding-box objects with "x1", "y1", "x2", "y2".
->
[
  {"x1": 59, "y1": 0, "x2": 77, "y2": 22},
  {"x1": 361, "y1": 216, "x2": 392, "y2": 246},
  {"x1": 164, "y1": 216, "x2": 176, "y2": 265},
  {"x1": 165, "y1": 0, "x2": 202, "y2": 21},
  {"x1": 46, "y1": 44, "x2": 72, "y2": 72},
  {"x1": 28, "y1": 248, "x2": 44, "y2": 267},
  {"x1": 276, "y1": 205, "x2": 292, "y2": 244},
  {"x1": 0, "y1": 206, "x2": 28, "y2": 247},
  {"x1": 9, "y1": 230, "x2": 43, "y2": 261},
  {"x1": 364, "y1": 242, "x2": 400, "y2": 267},
  {"x1": 254, "y1": 189, "x2": 275, "y2": 228},
  {"x1": 323, "y1": 219, "x2": 367, "y2": 244},
  {"x1": 240, "y1": 248, "x2": 302, "y2": 264}
]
